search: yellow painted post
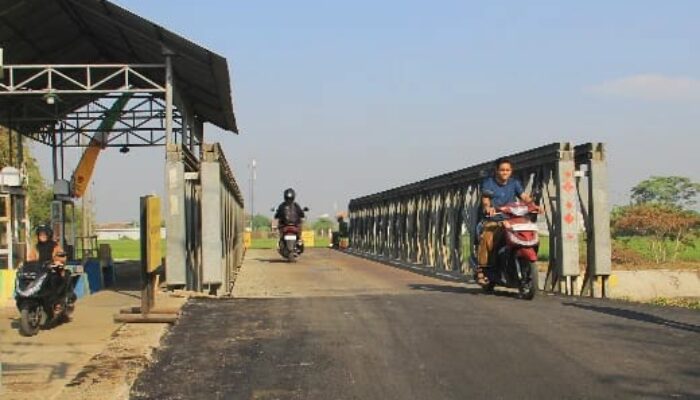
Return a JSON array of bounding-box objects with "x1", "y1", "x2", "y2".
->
[
  {"x1": 145, "y1": 197, "x2": 162, "y2": 273},
  {"x1": 141, "y1": 195, "x2": 161, "y2": 313},
  {"x1": 0, "y1": 269, "x2": 16, "y2": 307},
  {"x1": 302, "y1": 231, "x2": 315, "y2": 248},
  {"x1": 243, "y1": 231, "x2": 252, "y2": 249}
]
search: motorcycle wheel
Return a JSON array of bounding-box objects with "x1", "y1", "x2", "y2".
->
[
  {"x1": 285, "y1": 240, "x2": 296, "y2": 262},
  {"x1": 19, "y1": 304, "x2": 44, "y2": 337},
  {"x1": 517, "y1": 259, "x2": 538, "y2": 300},
  {"x1": 66, "y1": 294, "x2": 77, "y2": 316}
]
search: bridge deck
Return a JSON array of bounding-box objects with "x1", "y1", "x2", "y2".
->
[{"x1": 132, "y1": 249, "x2": 699, "y2": 400}]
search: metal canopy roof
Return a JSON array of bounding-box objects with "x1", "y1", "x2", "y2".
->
[{"x1": 0, "y1": 0, "x2": 237, "y2": 133}]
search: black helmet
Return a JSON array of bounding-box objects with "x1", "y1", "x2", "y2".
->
[
  {"x1": 35, "y1": 224, "x2": 53, "y2": 239},
  {"x1": 283, "y1": 188, "x2": 296, "y2": 201},
  {"x1": 284, "y1": 188, "x2": 297, "y2": 201}
]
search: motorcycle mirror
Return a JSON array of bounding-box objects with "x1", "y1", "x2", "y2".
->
[
  {"x1": 303, "y1": 207, "x2": 309, "y2": 212},
  {"x1": 270, "y1": 207, "x2": 275, "y2": 213}
]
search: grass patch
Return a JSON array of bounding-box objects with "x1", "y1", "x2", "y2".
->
[
  {"x1": 646, "y1": 297, "x2": 700, "y2": 310},
  {"x1": 98, "y1": 239, "x2": 166, "y2": 261},
  {"x1": 251, "y1": 236, "x2": 330, "y2": 249},
  {"x1": 616, "y1": 236, "x2": 700, "y2": 262},
  {"x1": 100, "y1": 236, "x2": 332, "y2": 259}
]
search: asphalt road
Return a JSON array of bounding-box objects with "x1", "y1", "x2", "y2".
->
[{"x1": 131, "y1": 249, "x2": 700, "y2": 400}]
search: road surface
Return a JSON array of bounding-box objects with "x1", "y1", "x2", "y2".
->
[{"x1": 131, "y1": 249, "x2": 700, "y2": 400}]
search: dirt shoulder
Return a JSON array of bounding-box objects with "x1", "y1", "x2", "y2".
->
[
  {"x1": 54, "y1": 291, "x2": 185, "y2": 400},
  {"x1": 1, "y1": 286, "x2": 185, "y2": 400}
]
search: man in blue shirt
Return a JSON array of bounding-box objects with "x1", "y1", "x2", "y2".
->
[{"x1": 477, "y1": 158, "x2": 532, "y2": 284}]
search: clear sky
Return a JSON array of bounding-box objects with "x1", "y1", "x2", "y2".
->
[{"x1": 33, "y1": 0, "x2": 700, "y2": 222}]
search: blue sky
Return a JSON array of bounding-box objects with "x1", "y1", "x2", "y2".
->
[{"x1": 34, "y1": 0, "x2": 700, "y2": 221}]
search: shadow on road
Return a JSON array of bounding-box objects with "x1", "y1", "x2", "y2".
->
[
  {"x1": 2, "y1": 361, "x2": 71, "y2": 383},
  {"x1": 562, "y1": 302, "x2": 700, "y2": 334},
  {"x1": 254, "y1": 258, "x2": 293, "y2": 264},
  {"x1": 408, "y1": 283, "x2": 475, "y2": 294},
  {"x1": 407, "y1": 283, "x2": 523, "y2": 299}
]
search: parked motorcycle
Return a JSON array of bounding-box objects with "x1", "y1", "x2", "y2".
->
[
  {"x1": 471, "y1": 202, "x2": 540, "y2": 300},
  {"x1": 15, "y1": 259, "x2": 78, "y2": 336}
]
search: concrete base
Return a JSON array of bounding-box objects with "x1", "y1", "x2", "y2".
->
[
  {"x1": 606, "y1": 270, "x2": 700, "y2": 300},
  {"x1": 539, "y1": 270, "x2": 700, "y2": 300}
]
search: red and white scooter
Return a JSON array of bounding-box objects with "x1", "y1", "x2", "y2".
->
[{"x1": 471, "y1": 202, "x2": 540, "y2": 300}]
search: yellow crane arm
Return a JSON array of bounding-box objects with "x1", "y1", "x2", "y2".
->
[{"x1": 72, "y1": 93, "x2": 132, "y2": 198}]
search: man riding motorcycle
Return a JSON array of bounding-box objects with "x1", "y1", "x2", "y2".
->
[
  {"x1": 274, "y1": 188, "x2": 306, "y2": 240},
  {"x1": 477, "y1": 158, "x2": 533, "y2": 285}
]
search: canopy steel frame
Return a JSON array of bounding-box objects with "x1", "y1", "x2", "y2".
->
[
  {"x1": 0, "y1": 64, "x2": 166, "y2": 95},
  {"x1": 0, "y1": 62, "x2": 199, "y2": 150},
  {"x1": 19, "y1": 94, "x2": 186, "y2": 148}
]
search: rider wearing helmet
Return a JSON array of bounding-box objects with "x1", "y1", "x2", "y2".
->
[
  {"x1": 27, "y1": 225, "x2": 67, "y2": 265},
  {"x1": 274, "y1": 188, "x2": 305, "y2": 226}
]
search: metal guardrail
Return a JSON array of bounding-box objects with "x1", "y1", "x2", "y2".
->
[
  {"x1": 348, "y1": 142, "x2": 611, "y2": 297},
  {"x1": 201, "y1": 143, "x2": 245, "y2": 294},
  {"x1": 166, "y1": 142, "x2": 245, "y2": 294}
]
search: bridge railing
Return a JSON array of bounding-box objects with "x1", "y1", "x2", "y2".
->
[
  {"x1": 166, "y1": 142, "x2": 245, "y2": 295},
  {"x1": 348, "y1": 142, "x2": 611, "y2": 297},
  {"x1": 201, "y1": 143, "x2": 246, "y2": 294}
]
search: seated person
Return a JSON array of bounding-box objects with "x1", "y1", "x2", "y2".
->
[
  {"x1": 477, "y1": 158, "x2": 532, "y2": 284},
  {"x1": 27, "y1": 225, "x2": 67, "y2": 265},
  {"x1": 274, "y1": 188, "x2": 305, "y2": 227}
]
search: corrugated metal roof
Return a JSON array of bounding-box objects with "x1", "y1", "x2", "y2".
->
[{"x1": 0, "y1": 0, "x2": 237, "y2": 133}]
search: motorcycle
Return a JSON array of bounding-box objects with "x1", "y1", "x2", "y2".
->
[
  {"x1": 278, "y1": 224, "x2": 304, "y2": 262},
  {"x1": 470, "y1": 202, "x2": 540, "y2": 300},
  {"x1": 274, "y1": 206, "x2": 309, "y2": 262},
  {"x1": 15, "y1": 258, "x2": 78, "y2": 336}
]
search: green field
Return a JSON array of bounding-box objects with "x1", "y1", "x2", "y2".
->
[
  {"x1": 616, "y1": 236, "x2": 700, "y2": 262},
  {"x1": 98, "y1": 239, "x2": 166, "y2": 261},
  {"x1": 100, "y1": 237, "x2": 331, "y2": 260},
  {"x1": 250, "y1": 237, "x2": 331, "y2": 249},
  {"x1": 101, "y1": 235, "x2": 698, "y2": 265},
  {"x1": 461, "y1": 234, "x2": 698, "y2": 265}
]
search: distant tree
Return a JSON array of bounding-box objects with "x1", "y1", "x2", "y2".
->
[
  {"x1": 252, "y1": 214, "x2": 272, "y2": 231},
  {"x1": 312, "y1": 217, "x2": 334, "y2": 234},
  {"x1": 631, "y1": 176, "x2": 700, "y2": 209},
  {"x1": 0, "y1": 129, "x2": 54, "y2": 227},
  {"x1": 613, "y1": 203, "x2": 700, "y2": 263}
]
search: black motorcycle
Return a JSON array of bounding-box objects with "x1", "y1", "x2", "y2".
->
[
  {"x1": 272, "y1": 206, "x2": 309, "y2": 262},
  {"x1": 15, "y1": 259, "x2": 78, "y2": 336}
]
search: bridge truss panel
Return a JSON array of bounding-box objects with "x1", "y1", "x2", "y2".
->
[{"x1": 348, "y1": 142, "x2": 612, "y2": 297}]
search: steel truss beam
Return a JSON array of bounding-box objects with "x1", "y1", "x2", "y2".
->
[
  {"x1": 0, "y1": 63, "x2": 200, "y2": 149},
  {"x1": 0, "y1": 64, "x2": 165, "y2": 95},
  {"x1": 16, "y1": 94, "x2": 189, "y2": 148}
]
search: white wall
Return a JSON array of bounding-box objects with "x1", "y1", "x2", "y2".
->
[{"x1": 96, "y1": 228, "x2": 166, "y2": 241}]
